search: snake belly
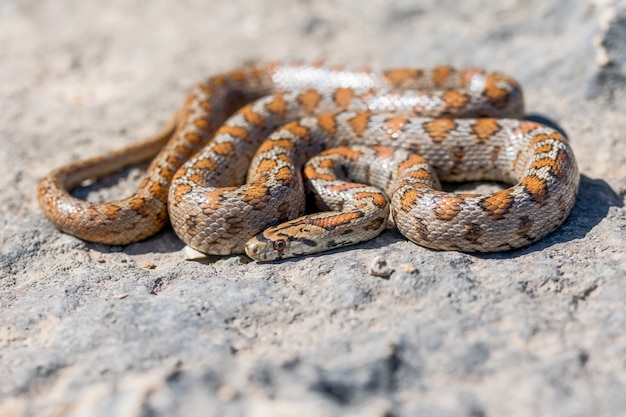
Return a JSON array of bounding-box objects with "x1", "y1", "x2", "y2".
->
[{"x1": 36, "y1": 62, "x2": 578, "y2": 258}]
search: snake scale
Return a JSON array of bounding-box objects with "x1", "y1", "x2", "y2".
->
[{"x1": 37, "y1": 62, "x2": 579, "y2": 261}]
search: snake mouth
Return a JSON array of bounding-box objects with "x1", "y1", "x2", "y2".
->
[{"x1": 244, "y1": 240, "x2": 261, "y2": 260}]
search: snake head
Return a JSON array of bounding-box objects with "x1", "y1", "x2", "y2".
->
[
  {"x1": 244, "y1": 222, "x2": 319, "y2": 262},
  {"x1": 245, "y1": 233, "x2": 288, "y2": 262}
]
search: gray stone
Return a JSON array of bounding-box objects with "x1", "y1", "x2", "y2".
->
[{"x1": 1, "y1": 0, "x2": 625, "y2": 416}]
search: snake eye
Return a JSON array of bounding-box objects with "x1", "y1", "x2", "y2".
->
[{"x1": 273, "y1": 239, "x2": 286, "y2": 252}]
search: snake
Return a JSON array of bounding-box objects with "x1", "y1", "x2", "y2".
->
[{"x1": 37, "y1": 62, "x2": 579, "y2": 261}]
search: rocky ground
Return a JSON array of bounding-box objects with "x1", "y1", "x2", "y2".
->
[{"x1": 1, "y1": 0, "x2": 625, "y2": 416}]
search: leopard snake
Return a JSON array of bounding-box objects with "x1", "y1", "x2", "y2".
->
[{"x1": 37, "y1": 62, "x2": 579, "y2": 261}]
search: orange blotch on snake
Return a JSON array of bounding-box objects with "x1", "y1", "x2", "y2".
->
[
  {"x1": 433, "y1": 195, "x2": 464, "y2": 221},
  {"x1": 384, "y1": 115, "x2": 409, "y2": 138},
  {"x1": 307, "y1": 172, "x2": 335, "y2": 181},
  {"x1": 194, "y1": 119, "x2": 210, "y2": 130},
  {"x1": 408, "y1": 169, "x2": 435, "y2": 183},
  {"x1": 471, "y1": 119, "x2": 501, "y2": 144},
  {"x1": 174, "y1": 144, "x2": 193, "y2": 159},
  {"x1": 256, "y1": 158, "x2": 279, "y2": 174},
  {"x1": 333, "y1": 88, "x2": 356, "y2": 110},
  {"x1": 326, "y1": 146, "x2": 362, "y2": 160},
  {"x1": 213, "y1": 141, "x2": 236, "y2": 157},
  {"x1": 442, "y1": 91, "x2": 470, "y2": 113},
  {"x1": 259, "y1": 138, "x2": 296, "y2": 154},
  {"x1": 192, "y1": 157, "x2": 218, "y2": 171},
  {"x1": 325, "y1": 183, "x2": 362, "y2": 193},
  {"x1": 129, "y1": 197, "x2": 148, "y2": 215},
  {"x1": 423, "y1": 119, "x2": 457, "y2": 143},
  {"x1": 317, "y1": 114, "x2": 337, "y2": 136},
  {"x1": 274, "y1": 152, "x2": 291, "y2": 163},
  {"x1": 516, "y1": 121, "x2": 543, "y2": 136},
  {"x1": 104, "y1": 205, "x2": 122, "y2": 220},
  {"x1": 188, "y1": 172, "x2": 210, "y2": 187},
  {"x1": 297, "y1": 89, "x2": 322, "y2": 113},
  {"x1": 373, "y1": 146, "x2": 395, "y2": 159},
  {"x1": 532, "y1": 142, "x2": 554, "y2": 155},
  {"x1": 200, "y1": 79, "x2": 220, "y2": 93},
  {"x1": 184, "y1": 94, "x2": 198, "y2": 108},
  {"x1": 484, "y1": 74, "x2": 513, "y2": 108},
  {"x1": 398, "y1": 154, "x2": 428, "y2": 172},
  {"x1": 304, "y1": 165, "x2": 335, "y2": 181},
  {"x1": 265, "y1": 93, "x2": 287, "y2": 119},
  {"x1": 480, "y1": 189, "x2": 515, "y2": 220},
  {"x1": 87, "y1": 207, "x2": 99, "y2": 221},
  {"x1": 314, "y1": 211, "x2": 361, "y2": 228},
  {"x1": 230, "y1": 70, "x2": 246, "y2": 83},
  {"x1": 219, "y1": 124, "x2": 249, "y2": 140},
  {"x1": 382, "y1": 68, "x2": 423, "y2": 87},
  {"x1": 355, "y1": 191, "x2": 388, "y2": 208},
  {"x1": 274, "y1": 166, "x2": 294, "y2": 185},
  {"x1": 318, "y1": 158, "x2": 336, "y2": 169},
  {"x1": 200, "y1": 100, "x2": 213, "y2": 112},
  {"x1": 184, "y1": 132, "x2": 203, "y2": 146},
  {"x1": 158, "y1": 165, "x2": 176, "y2": 180},
  {"x1": 284, "y1": 122, "x2": 310, "y2": 139},
  {"x1": 148, "y1": 182, "x2": 168, "y2": 201},
  {"x1": 398, "y1": 188, "x2": 420, "y2": 213},
  {"x1": 432, "y1": 66, "x2": 454, "y2": 86},
  {"x1": 139, "y1": 178, "x2": 150, "y2": 189},
  {"x1": 347, "y1": 112, "x2": 373, "y2": 136},
  {"x1": 520, "y1": 175, "x2": 549, "y2": 203},
  {"x1": 240, "y1": 186, "x2": 271, "y2": 204},
  {"x1": 553, "y1": 148, "x2": 570, "y2": 179},
  {"x1": 241, "y1": 105, "x2": 264, "y2": 127},
  {"x1": 530, "y1": 157, "x2": 559, "y2": 172},
  {"x1": 172, "y1": 184, "x2": 193, "y2": 203},
  {"x1": 166, "y1": 154, "x2": 183, "y2": 166}
]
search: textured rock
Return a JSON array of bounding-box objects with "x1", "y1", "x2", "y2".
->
[
  {"x1": 589, "y1": 0, "x2": 626, "y2": 103},
  {"x1": 1, "y1": 0, "x2": 625, "y2": 416}
]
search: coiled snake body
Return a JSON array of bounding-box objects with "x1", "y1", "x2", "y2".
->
[{"x1": 37, "y1": 63, "x2": 579, "y2": 261}]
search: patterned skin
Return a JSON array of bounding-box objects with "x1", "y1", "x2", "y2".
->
[
  {"x1": 37, "y1": 62, "x2": 578, "y2": 260},
  {"x1": 244, "y1": 115, "x2": 579, "y2": 260},
  {"x1": 245, "y1": 145, "x2": 437, "y2": 261}
]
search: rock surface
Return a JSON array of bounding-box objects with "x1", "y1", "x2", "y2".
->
[{"x1": 1, "y1": 0, "x2": 625, "y2": 416}]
